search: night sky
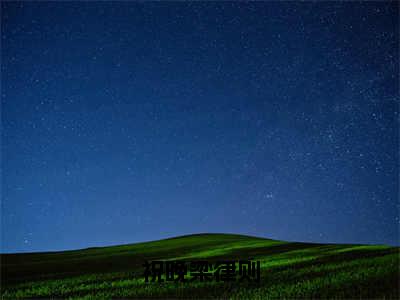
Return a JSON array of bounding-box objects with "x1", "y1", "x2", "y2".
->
[{"x1": 1, "y1": 2, "x2": 399, "y2": 253}]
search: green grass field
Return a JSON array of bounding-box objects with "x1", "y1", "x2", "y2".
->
[{"x1": 1, "y1": 233, "x2": 399, "y2": 299}]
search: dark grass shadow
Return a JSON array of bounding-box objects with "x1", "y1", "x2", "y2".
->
[{"x1": 2, "y1": 240, "x2": 399, "y2": 299}]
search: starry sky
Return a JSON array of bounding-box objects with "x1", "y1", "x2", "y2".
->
[{"x1": 1, "y1": 2, "x2": 399, "y2": 253}]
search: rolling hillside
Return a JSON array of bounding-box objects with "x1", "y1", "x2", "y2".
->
[{"x1": 1, "y1": 233, "x2": 399, "y2": 299}]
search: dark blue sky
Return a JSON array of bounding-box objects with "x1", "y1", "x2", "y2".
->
[{"x1": 1, "y1": 2, "x2": 399, "y2": 253}]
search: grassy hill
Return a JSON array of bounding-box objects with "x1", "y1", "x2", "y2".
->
[{"x1": 1, "y1": 233, "x2": 399, "y2": 299}]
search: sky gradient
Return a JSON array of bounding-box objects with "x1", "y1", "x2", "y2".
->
[{"x1": 1, "y1": 2, "x2": 399, "y2": 253}]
